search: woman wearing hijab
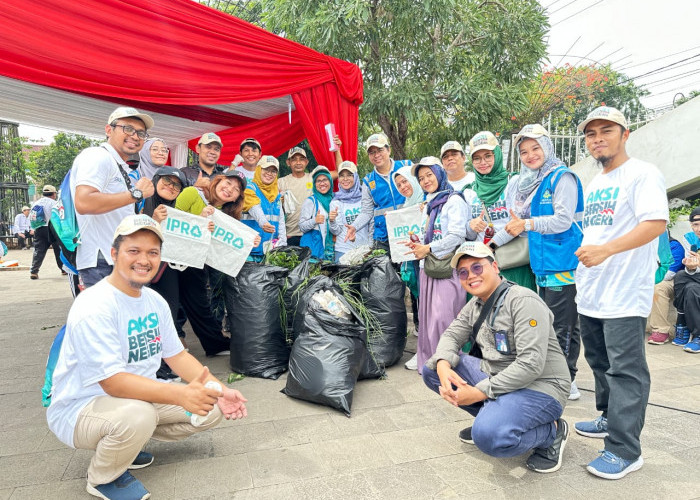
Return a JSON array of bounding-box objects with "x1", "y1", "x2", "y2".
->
[
  {"x1": 465, "y1": 131, "x2": 536, "y2": 291},
  {"x1": 505, "y1": 124, "x2": 584, "y2": 401},
  {"x1": 175, "y1": 170, "x2": 253, "y2": 357},
  {"x1": 138, "y1": 138, "x2": 169, "y2": 180},
  {"x1": 241, "y1": 156, "x2": 286, "y2": 261},
  {"x1": 299, "y1": 166, "x2": 335, "y2": 261},
  {"x1": 405, "y1": 157, "x2": 471, "y2": 372},
  {"x1": 330, "y1": 161, "x2": 370, "y2": 262}
]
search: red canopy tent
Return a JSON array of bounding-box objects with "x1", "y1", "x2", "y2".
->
[{"x1": 0, "y1": 0, "x2": 363, "y2": 168}]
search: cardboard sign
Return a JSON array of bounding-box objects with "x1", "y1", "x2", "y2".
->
[{"x1": 386, "y1": 204, "x2": 424, "y2": 263}]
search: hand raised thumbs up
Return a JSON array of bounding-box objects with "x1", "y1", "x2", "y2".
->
[
  {"x1": 469, "y1": 209, "x2": 488, "y2": 233},
  {"x1": 315, "y1": 209, "x2": 326, "y2": 224},
  {"x1": 329, "y1": 206, "x2": 339, "y2": 222},
  {"x1": 505, "y1": 209, "x2": 527, "y2": 236}
]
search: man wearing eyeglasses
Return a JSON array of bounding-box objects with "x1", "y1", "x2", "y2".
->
[
  {"x1": 71, "y1": 106, "x2": 155, "y2": 289},
  {"x1": 422, "y1": 241, "x2": 570, "y2": 474},
  {"x1": 181, "y1": 132, "x2": 227, "y2": 187}
]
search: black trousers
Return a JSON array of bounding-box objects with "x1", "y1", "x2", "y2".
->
[
  {"x1": 149, "y1": 265, "x2": 184, "y2": 338},
  {"x1": 31, "y1": 226, "x2": 62, "y2": 274},
  {"x1": 14, "y1": 230, "x2": 32, "y2": 248},
  {"x1": 673, "y1": 269, "x2": 700, "y2": 337},
  {"x1": 178, "y1": 266, "x2": 229, "y2": 356},
  {"x1": 539, "y1": 283, "x2": 581, "y2": 381}
]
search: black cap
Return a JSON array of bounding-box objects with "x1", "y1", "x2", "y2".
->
[
  {"x1": 690, "y1": 207, "x2": 700, "y2": 223},
  {"x1": 222, "y1": 169, "x2": 247, "y2": 191},
  {"x1": 154, "y1": 167, "x2": 187, "y2": 187}
]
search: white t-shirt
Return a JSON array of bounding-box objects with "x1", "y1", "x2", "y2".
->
[
  {"x1": 448, "y1": 172, "x2": 475, "y2": 192},
  {"x1": 70, "y1": 143, "x2": 135, "y2": 270},
  {"x1": 329, "y1": 198, "x2": 370, "y2": 254},
  {"x1": 46, "y1": 280, "x2": 183, "y2": 447},
  {"x1": 576, "y1": 158, "x2": 668, "y2": 318},
  {"x1": 234, "y1": 166, "x2": 256, "y2": 181}
]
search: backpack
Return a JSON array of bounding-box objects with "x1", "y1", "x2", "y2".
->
[
  {"x1": 41, "y1": 325, "x2": 66, "y2": 407},
  {"x1": 50, "y1": 170, "x2": 80, "y2": 273},
  {"x1": 29, "y1": 204, "x2": 46, "y2": 230}
]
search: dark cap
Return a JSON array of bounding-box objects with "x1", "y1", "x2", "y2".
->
[
  {"x1": 690, "y1": 207, "x2": 700, "y2": 223},
  {"x1": 154, "y1": 167, "x2": 187, "y2": 188},
  {"x1": 222, "y1": 169, "x2": 247, "y2": 191}
]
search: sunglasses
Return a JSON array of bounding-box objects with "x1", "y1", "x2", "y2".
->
[{"x1": 457, "y1": 263, "x2": 485, "y2": 281}]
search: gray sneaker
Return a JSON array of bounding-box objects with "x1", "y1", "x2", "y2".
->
[
  {"x1": 526, "y1": 418, "x2": 568, "y2": 473},
  {"x1": 568, "y1": 381, "x2": 581, "y2": 400}
]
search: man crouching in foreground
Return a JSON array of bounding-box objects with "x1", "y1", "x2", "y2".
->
[
  {"x1": 422, "y1": 241, "x2": 570, "y2": 472},
  {"x1": 46, "y1": 214, "x2": 247, "y2": 500}
]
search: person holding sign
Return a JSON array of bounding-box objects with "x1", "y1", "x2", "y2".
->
[
  {"x1": 329, "y1": 161, "x2": 369, "y2": 262},
  {"x1": 404, "y1": 158, "x2": 471, "y2": 372},
  {"x1": 299, "y1": 166, "x2": 335, "y2": 261},
  {"x1": 175, "y1": 171, "x2": 252, "y2": 357},
  {"x1": 241, "y1": 156, "x2": 287, "y2": 261}
]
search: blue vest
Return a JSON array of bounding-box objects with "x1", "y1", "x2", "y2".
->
[
  {"x1": 240, "y1": 182, "x2": 281, "y2": 256},
  {"x1": 363, "y1": 160, "x2": 409, "y2": 241},
  {"x1": 529, "y1": 166, "x2": 584, "y2": 276}
]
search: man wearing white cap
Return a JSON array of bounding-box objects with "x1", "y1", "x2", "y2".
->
[
  {"x1": 278, "y1": 146, "x2": 313, "y2": 246},
  {"x1": 422, "y1": 241, "x2": 570, "y2": 473},
  {"x1": 181, "y1": 132, "x2": 226, "y2": 187},
  {"x1": 573, "y1": 106, "x2": 668, "y2": 479},
  {"x1": 46, "y1": 215, "x2": 248, "y2": 500},
  {"x1": 29, "y1": 184, "x2": 63, "y2": 279},
  {"x1": 440, "y1": 140, "x2": 475, "y2": 192},
  {"x1": 12, "y1": 205, "x2": 32, "y2": 249},
  {"x1": 72, "y1": 107, "x2": 156, "y2": 289}
]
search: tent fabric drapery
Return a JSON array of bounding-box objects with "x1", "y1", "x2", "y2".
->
[{"x1": 0, "y1": 0, "x2": 362, "y2": 166}]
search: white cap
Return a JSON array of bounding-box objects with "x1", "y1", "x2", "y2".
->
[
  {"x1": 365, "y1": 133, "x2": 390, "y2": 151},
  {"x1": 468, "y1": 131, "x2": 499, "y2": 156},
  {"x1": 577, "y1": 106, "x2": 628, "y2": 133},
  {"x1": 107, "y1": 107, "x2": 154, "y2": 130},
  {"x1": 258, "y1": 155, "x2": 280, "y2": 170},
  {"x1": 514, "y1": 124, "x2": 549, "y2": 146},
  {"x1": 288, "y1": 146, "x2": 307, "y2": 158},
  {"x1": 198, "y1": 132, "x2": 223, "y2": 146},
  {"x1": 113, "y1": 214, "x2": 163, "y2": 242},
  {"x1": 411, "y1": 156, "x2": 442, "y2": 177},
  {"x1": 338, "y1": 161, "x2": 357, "y2": 175},
  {"x1": 440, "y1": 140, "x2": 464, "y2": 158},
  {"x1": 450, "y1": 241, "x2": 495, "y2": 268}
]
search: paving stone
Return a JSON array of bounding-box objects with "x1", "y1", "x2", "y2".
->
[
  {"x1": 0, "y1": 449, "x2": 73, "y2": 489},
  {"x1": 362, "y1": 460, "x2": 454, "y2": 500},
  {"x1": 246, "y1": 443, "x2": 331, "y2": 487},
  {"x1": 0, "y1": 426, "x2": 47, "y2": 457},
  {"x1": 212, "y1": 420, "x2": 281, "y2": 456},
  {"x1": 7, "y1": 478, "x2": 86, "y2": 500},
  {"x1": 173, "y1": 455, "x2": 252, "y2": 498},
  {"x1": 373, "y1": 421, "x2": 463, "y2": 464},
  {"x1": 311, "y1": 434, "x2": 393, "y2": 475}
]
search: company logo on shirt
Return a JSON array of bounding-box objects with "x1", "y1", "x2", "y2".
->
[
  {"x1": 541, "y1": 189, "x2": 553, "y2": 204},
  {"x1": 583, "y1": 187, "x2": 618, "y2": 228},
  {"x1": 127, "y1": 312, "x2": 162, "y2": 363},
  {"x1": 344, "y1": 207, "x2": 360, "y2": 225}
]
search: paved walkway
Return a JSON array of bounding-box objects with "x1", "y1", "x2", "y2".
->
[{"x1": 1, "y1": 248, "x2": 699, "y2": 499}]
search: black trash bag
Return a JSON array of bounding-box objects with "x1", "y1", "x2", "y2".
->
[
  {"x1": 225, "y1": 262, "x2": 289, "y2": 379},
  {"x1": 358, "y1": 255, "x2": 408, "y2": 370},
  {"x1": 283, "y1": 276, "x2": 373, "y2": 416},
  {"x1": 267, "y1": 246, "x2": 312, "y2": 336}
]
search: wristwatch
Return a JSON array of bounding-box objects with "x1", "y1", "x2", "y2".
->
[
  {"x1": 524, "y1": 219, "x2": 533, "y2": 232},
  {"x1": 130, "y1": 188, "x2": 143, "y2": 201}
]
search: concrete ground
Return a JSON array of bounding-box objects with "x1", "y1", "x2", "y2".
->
[{"x1": 1, "y1": 247, "x2": 699, "y2": 500}]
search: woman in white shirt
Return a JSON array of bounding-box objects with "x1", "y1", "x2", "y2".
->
[{"x1": 329, "y1": 161, "x2": 370, "y2": 262}]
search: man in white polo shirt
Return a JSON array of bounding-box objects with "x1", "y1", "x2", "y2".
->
[{"x1": 440, "y1": 140, "x2": 475, "y2": 192}]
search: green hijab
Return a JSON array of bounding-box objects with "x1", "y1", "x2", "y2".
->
[{"x1": 471, "y1": 146, "x2": 509, "y2": 207}]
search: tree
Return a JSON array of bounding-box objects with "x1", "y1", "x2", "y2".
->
[
  {"x1": 27, "y1": 132, "x2": 100, "y2": 187},
  {"x1": 217, "y1": 0, "x2": 548, "y2": 159},
  {"x1": 674, "y1": 90, "x2": 700, "y2": 108}
]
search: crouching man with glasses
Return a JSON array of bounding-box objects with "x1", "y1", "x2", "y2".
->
[{"x1": 422, "y1": 241, "x2": 571, "y2": 473}]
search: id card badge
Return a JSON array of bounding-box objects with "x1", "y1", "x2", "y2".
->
[{"x1": 493, "y1": 330, "x2": 511, "y2": 354}]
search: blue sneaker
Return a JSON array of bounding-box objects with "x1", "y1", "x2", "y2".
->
[
  {"x1": 86, "y1": 470, "x2": 150, "y2": 499},
  {"x1": 575, "y1": 415, "x2": 608, "y2": 438},
  {"x1": 586, "y1": 450, "x2": 644, "y2": 479},
  {"x1": 683, "y1": 336, "x2": 700, "y2": 353},
  {"x1": 672, "y1": 325, "x2": 690, "y2": 346},
  {"x1": 128, "y1": 451, "x2": 154, "y2": 470}
]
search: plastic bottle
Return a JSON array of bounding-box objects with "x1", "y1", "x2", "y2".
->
[{"x1": 189, "y1": 381, "x2": 222, "y2": 427}]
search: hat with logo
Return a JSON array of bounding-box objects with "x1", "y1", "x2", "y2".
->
[
  {"x1": 258, "y1": 155, "x2": 280, "y2": 171},
  {"x1": 198, "y1": 132, "x2": 223, "y2": 146},
  {"x1": 240, "y1": 137, "x2": 262, "y2": 150},
  {"x1": 153, "y1": 167, "x2": 187, "y2": 189},
  {"x1": 42, "y1": 184, "x2": 57, "y2": 194},
  {"x1": 450, "y1": 241, "x2": 495, "y2": 268},
  {"x1": 365, "y1": 133, "x2": 390, "y2": 151},
  {"x1": 411, "y1": 156, "x2": 443, "y2": 177},
  {"x1": 22, "y1": 205, "x2": 30, "y2": 211},
  {"x1": 514, "y1": 124, "x2": 550, "y2": 146},
  {"x1": 113, "y1": 214, "x2": 163, "y2": 242},
  {"x1": 577, "y1": 106, "x2": 628, "y2": 133},
  {"x1": 287, "y1": 146, "x2": 307, "y2": 159},
  {"x1": 311, "y1": 165, "x2": 332, "y2": 178},
  {"x1": 440, "y1": 141, "x2": 464, "y2": 158},
  {"x1": 107, "y1": 106, "x2": 155, "y2": 130},
  {"x1": 222, "y1": 169, "x2": 247, "y2": 191},
  {"x1": 338, "y1": 161, "x2": 358, "y2": 175},
  {"x1": 468, "y1": 131, "x2": 499, "y2": 156}
]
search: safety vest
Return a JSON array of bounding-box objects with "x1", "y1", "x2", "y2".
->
[
  {"x1": 363, "y1": 160, "x2": 409, "y2": 241},
  {"x1": 240, "y1": 182, "x2": 281, "y2": 256},
  {"x1": 529, "y1": 166, "x2": 584, "y2": 276}
]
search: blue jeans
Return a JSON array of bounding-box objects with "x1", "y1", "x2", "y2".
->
[
  {"x1": 422, "y1": 354, "x2": 563, "y2": 458},
  {"x1": 79, "y1": 253, "x2": 113, "y2": 289}
]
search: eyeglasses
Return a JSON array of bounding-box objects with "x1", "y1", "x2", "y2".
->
[
  {"x1": 367, "y1": 148, "x2": 386, "y2": 157},
  {"x1": 112, "y1": 124, "x2": 149, "y2": 140},
  {"x1": 160, "y1": 177, "x2": 182, "y2": 191},
  {"x1": 457, "y1": 263, "x2": 485, "y2": 281},
  {"x1": 150, "y1": 147, "x2": 169, "y2": 155},
  {"x1": 472, "y1": 153, "x2": 495, "y2": 165}
]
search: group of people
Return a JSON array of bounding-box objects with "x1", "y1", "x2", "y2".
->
[{"x1": 43, "y1": 104, "x2": 681, "y2": 499}]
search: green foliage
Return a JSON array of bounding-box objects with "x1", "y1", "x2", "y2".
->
[
  {"x1": 674, "y1": 90, "x2": 700, "y2": 108},
  {"x1": 225, "y1": 0, "x2": 548, "y2": 159},
  {"x1": 669, "y1": 199, "x2": 700, "y2": 228},
  {"x1": 27, "y1": 133, "x2": 100, "y2": 187}
]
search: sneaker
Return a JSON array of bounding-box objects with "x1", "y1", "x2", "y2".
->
[
  {"x1": 459, "y1": 426, "x2": 474, "y2": 444},
  {"x1": 647, "y1": 331, "x2": 669, "y2": 345},
  {"x1": 30, "y1": 273, "x2": 38, "y2": 280},
  {"x1": 683, "y1": 337, "x2": 700, "y2": 353},
  {"x1": 586, "y1": 450, "x2": 644, "y2": 480},
  {"x1": 156, "y1": 366, "x2": 180, "y2": 382},
  {"x1": 404, "y1": 354, "x2": 418, "y2": 370},
  {"x1": 672, "y1": 325, "x2": 690, "y2": 346},
  {"x1": 128, "y1": 451, "x2": 154, "y2": 470},
  {"x1": 575, "y1": 415, "x2": 608, "y2": 438},
  {"x1": 206, "y1": 350, "x2": 230, "y2": 358},
  {"x1": 86, "y1": 470, "x2": 151, "y2": 499},
  {"x1": 568, "y1": 381, "x2": 581, "y2": 401},
  {"x1": 526, "y1": 418, "x2": 568, "y2": 473}
]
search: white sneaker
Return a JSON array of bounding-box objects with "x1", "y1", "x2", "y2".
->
[
  {"x1": 569, "y1": 381, "x2": 581, "y2": 400},
  {"x1": 404, "y1": 354, "x2": 418, "y2": 370}
]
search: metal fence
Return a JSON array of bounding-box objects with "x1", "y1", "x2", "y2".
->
[{"x1": 0, "y1": 121, "x2": 29, "y2": 236}]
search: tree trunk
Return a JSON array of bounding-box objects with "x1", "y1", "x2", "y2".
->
[{"x1": 378, "y1": 112, "x2": 408, "y2": 160}]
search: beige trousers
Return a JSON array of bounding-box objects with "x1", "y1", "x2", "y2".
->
[
  {"x1": 647, "y1": 279, "x2": 677, "y2": 334},
  {"x1": 73, "y1": 392, "x2": 222, "y2": 486}
]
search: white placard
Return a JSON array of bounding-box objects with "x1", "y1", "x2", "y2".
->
[
  {"x1": 386, "y1": 204, "x2": 424, "y2": 263},
  {"x1": 160, "y1": 207, "x2": 211, "y2": 269},
  {"x1": 205, "y1": 210, "x2": 259, "y2": 277}
]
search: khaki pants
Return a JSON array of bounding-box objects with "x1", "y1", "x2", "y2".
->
[
  {"x1": 647, "y1": 279, "x2": 677, "y2": 334},
  {"x1": 73, "y1": 393, "x2": 222, "y2": 486}
]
